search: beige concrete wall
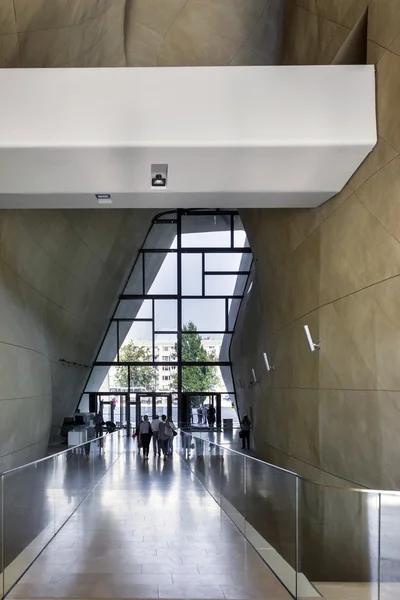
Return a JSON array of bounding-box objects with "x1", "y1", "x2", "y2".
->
[
  {"x1": 0, "y1": 209, "x2": 155, "y2": 470},
  {"x1": 0, "y1": 0, "x2": 283, "y2": 68},
  {"x1": 233, "y1": 0, "x2": 400, "y2": 491}
]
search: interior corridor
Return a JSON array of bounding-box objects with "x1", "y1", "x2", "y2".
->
[{"x1": 8, "y1": 436, "x2": 291, "y2": 600}]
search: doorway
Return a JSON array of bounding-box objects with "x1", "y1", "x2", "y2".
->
[
  {"x1": 180, "y1": 393, "x2": 221, "y2": 428},
  {"x1": 135, "y1": 393, "x2": 176, "y2": 425}
]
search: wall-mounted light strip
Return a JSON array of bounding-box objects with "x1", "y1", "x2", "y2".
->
[
  {"x1": 251, "y1": 368, "x2": 257, "y2": 383},
  {"x1": 247, "y1": 281, "x2": 253, "y2": 294},
  {"x1": 303, "y1": 325, "x2": 321, "y2": 352},
  {"x1": 263, "y1": 352, "x2": 275, "y2": 371}
]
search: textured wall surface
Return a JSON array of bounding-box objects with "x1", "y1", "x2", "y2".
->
[
  {"x1": 0, "y1": 0, "x2": 283, "y2": 68},
  {"x1": 0, "y1": 210, "x2": 155, "y2": 470},
  {"x1": 233, "y1": 0, "x2": 400, "y2": 491}
]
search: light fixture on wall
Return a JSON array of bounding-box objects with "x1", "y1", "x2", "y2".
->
[
  {"x1": 251, "y1": 368, "x2": 257, "y2": 383},
  {"x1": 247, "y1": 281, "x2": 253, "y2": 294},
  {"x1": 303, "y1": 325, "x2": 321, "y2": 352},
  {"x1": 263, "y1": 352, "x2": 275, "y2": 371}
]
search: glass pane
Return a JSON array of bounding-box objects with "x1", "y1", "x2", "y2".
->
[
  {"x1": 182, "y1": 214, "x2": 231, "y2": 248},
  {"x1": 143, "y1": 221, "x2": 177, "y2": 249},
  {"x1": 145, "y1": 252, "x2": 177, "y2": 294},
  {"x1": 155, "y1": 333, "x2": 177, "y2": 363},
  {"x1": 380, "y1": 492, "x2": 400, "y2": 600},
  {"x1": 205, "y1": 252, "x2": 251, "y2": 272},
  {"x1": 219, "y1": 365, "x2": 234, "y2": 392},
  {"x1": 85, "y1": 366, "x2": 111, "y2": 392},
  {"x1": 115, "y1": 299, "x2": 152, "y2": 319},
  {"x1": 3, "y1": 459, "x2": 56, "y2": 594},
  {"x1": 181, "y1": 365, "x2": 226, "y2": 392},
  {"x1": 228, "y1": 298, "x2": 241, "y2": 331},
  {"x1": 155, "y1": 299, "x2": 177, "y2": 331},
  {"x1": 205, "y1": 274, "x2": 247, "y2": 296},
  {"x1": 299, "y1": 481, "x2": 379, "y2": 600},
  {"x1": 78, "y1": 393, "x2": 90, "y2": 413},
  {"x1": 118, "y1": 321, "x2": 153, "y2": 361},
  {"x1": 157, "y1": 212, "x2": 177, "y2": 221},
  {"x1": 182, "y1": 253, "x2": 202, "y2": 296},
  {"x1": 222, "y1": 393, "x2": 239, "y2": 426},
  {"x1": 234, "y1": 214, "x2": 249, "y2": 248},
  {"x1": 244, "y1": 460, "x2": 297, "y2": 597},
  {"x1": 97, "y1": 322, "x2": 118, "y2": 362},
  {"x1": 182, "y1": 299, "x2": 225, "y2": 331},
  {"x1": 182, "y1": 333, "x2": 228, "y2": 361},
  {"x1": 123, "y1": 253, "x2": 143, "y2": 294},
  {"x1": 131, "y1": 366, "x2": 175, "y2": 393}
]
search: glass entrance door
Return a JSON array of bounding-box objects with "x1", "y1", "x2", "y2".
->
[
  {"x1": 182, "y1": 393, "x2": 221, "y2": 428},
  {"x1": 135, "y1": 393, "x2": 175, "y2": 424}
]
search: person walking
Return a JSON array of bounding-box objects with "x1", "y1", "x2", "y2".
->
[
  {"x1": 240, "y1": 414, "x2": 251, "y2": 450},
  {"x1": 151, "y1": 415, "x2": 160, "y2": 456},
  {"x1": 197, "y1": 407, "x2": 202, "y2": 425},
  {"x1": 94, "y1": 411, "x2": 104, "y2": 438},
  {"x1": 158, "y1": 415, "x2": 171, "y2": 459},
  {"x1": 139, "y1": 415, "x2": 152, "y2": 460},
  {"x1": 167, "y1": 417, "x2": 177, "y2": 455}
]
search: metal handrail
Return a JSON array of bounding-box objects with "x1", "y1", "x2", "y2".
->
[
  {"x1": 181, "y1": 429, "x2": 400, "y2": 496},
  {"x1": 1, "y1": 429, "x2": 120, "y2": 476}
]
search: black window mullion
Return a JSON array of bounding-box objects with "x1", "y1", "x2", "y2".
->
[{"x1": 202, "y1": 253, "x2": 205, "y2": 297}]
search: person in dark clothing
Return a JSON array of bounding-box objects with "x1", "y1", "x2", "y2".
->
[
  {"x1": 94, "y1": 412, "x2": 104, "y2": 438},
  {"x1": 139, "y1": 415, "x2": 152, "y2": 460},
  {"x1": 240, "y1": 414, "x2": 251, "y2": 450},
  {"x1": 207, "y1": 405, "x2": 216, "y2": 427}
]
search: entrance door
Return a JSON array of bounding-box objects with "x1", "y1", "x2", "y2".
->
[
  {"x1": 181, "y1": 393, "x2": 221, "y2": 428},
  {"x1": 135, "y1": 393, "x2": 174, "y2": 424}
]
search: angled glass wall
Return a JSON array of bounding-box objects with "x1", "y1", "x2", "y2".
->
[{"x1": 79, "y1": 209, "x2": 252, "y2": 430}]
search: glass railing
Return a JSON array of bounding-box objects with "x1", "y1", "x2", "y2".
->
[
  {"x1": 179, "y1": 430, "x2": 399, "y2": 600},
  {"x1": 0, "y1": 430, "x2": 123, "y2": 598}
]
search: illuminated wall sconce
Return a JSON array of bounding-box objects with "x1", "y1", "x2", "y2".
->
[
  {"x1": 252, "y1": 368, "x2": 257, "y2": 383},
  {"x1": 263, "y1": 352, "x2": 275, "y2": 371},
  {"x1": 303, "y1": 325, "x2": 321, "y2": 352}
]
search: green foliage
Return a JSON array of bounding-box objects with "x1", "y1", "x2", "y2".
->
[
  {"x1": 171, "y1": 322, "x2": 220, "y2": 401},
  {"x1": 114, "y1": 342, "x2": 157, "y2": 390}
]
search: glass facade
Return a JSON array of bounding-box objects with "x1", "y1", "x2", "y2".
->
[{"x1": 80, "y1": 209, "x2": 252, "y2": 427}]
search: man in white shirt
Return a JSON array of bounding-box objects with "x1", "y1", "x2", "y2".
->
[{"x1": 151, "y1": 415, "x2": 161, "y2": 456}]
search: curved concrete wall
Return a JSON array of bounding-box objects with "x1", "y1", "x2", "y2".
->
[
  {"x1": 0, "y1": 209, "x2": 156, "y2": 470},
  {"x1": 0, "y1": 0, "x2": 283, "y2": 68},
  {"x1": 232, "y1": 0, "x2": 400, "y2": 492}
]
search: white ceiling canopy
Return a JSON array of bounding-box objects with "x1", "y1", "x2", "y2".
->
[{"x1": 0, "y1": 66, "x2": 376, "y2": 208}]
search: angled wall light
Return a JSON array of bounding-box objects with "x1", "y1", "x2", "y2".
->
[
  {"x1": 303, "y1": 325, "x2": 321, "y2": 352},
  {"x1": 263, "y1": 352, "x2": 275, "y2": 372},
  {"x1": 251, "y1": 368, "x2": 257, "y2": 383},
  {"x1": 247, "y1": 281, "x2": 253, "y2": 294}
]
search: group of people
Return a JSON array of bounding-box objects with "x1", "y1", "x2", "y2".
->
[
  {"x1": 136, "y1": 415, "x2": 176, "y2": 460},
  {"x1": 192, "y1": 404, "x2": 216, "y2": 426}
]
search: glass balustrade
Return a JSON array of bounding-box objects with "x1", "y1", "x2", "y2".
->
[{"x1": 179, "y1": 431, "x2": 399, "y2": 600}]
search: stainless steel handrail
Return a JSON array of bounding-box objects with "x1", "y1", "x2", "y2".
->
[
  {"x1": 1, "y1": 429, "x2": 121, "y2": 476},
  {"x1": 181, "y1": 430, "x2": 400, "y2": 496}
]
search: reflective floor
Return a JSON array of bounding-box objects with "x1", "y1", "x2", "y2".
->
[{"x1": 8, "y1": 438, "x2": 291, "y2": 600}]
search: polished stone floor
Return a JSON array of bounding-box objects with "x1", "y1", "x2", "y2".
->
[{"x1": 8, "y1": 438, "x2": 291, "y2": 600}]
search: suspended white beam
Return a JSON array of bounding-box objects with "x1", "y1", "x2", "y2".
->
[{"x1": 0, "y1": 65, "x2": 376, "y2": 208}]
